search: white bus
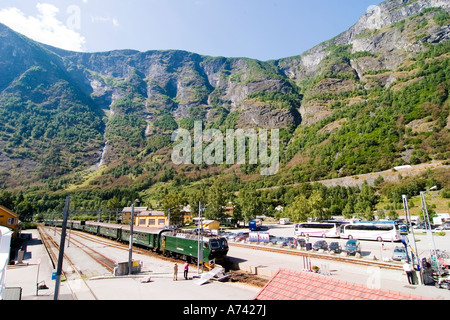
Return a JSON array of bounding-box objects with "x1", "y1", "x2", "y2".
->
[
  {"x1": 341, "y1": 222, "x2": 401, "y2": 242},
  {"x1": 294, "y1": 222, "x2": 341, "y2": 238}
]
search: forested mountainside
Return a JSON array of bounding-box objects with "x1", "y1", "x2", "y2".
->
[{"x1": 0, "y1": 0, "x2": 449, "y2": 218}]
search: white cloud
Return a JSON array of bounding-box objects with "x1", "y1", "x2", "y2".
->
[{"x1": 0, "y1": 3, "x2": 86, "y2": 51}]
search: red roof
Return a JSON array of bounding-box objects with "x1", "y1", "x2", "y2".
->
[{"x1": 254, "y1": 269, "x2": 434, "y2": 300}]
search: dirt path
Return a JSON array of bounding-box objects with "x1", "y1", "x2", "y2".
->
[{"x1": 258, "y1": 161, "x2": 448, "y2": 191}]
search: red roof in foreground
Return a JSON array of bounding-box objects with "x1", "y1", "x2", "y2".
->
[{"x1": 254, "y1": 269, "x2": 433, "y2": 300}]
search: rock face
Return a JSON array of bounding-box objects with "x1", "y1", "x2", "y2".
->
[
  {"x1": 60, "y1": 49, "x2": 301, "y2": 127},
  {"x1": 0, "y1": 0, "x2": 448, "y2": 188},
  {"x1": 279, "y1": 0, "x2": 450, "y2": 77},
  {"x1": 277, "y1": 0, "x2": 450, "y2": 125},
  {"x1": 237, "y1": 104, "x2": 301, "y2": 129}
]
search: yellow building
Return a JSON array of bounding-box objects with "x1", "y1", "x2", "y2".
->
[
  {"x1": 203, "y1": 220, "x2": 220, "y2": 230},
  {"x1": 193, "y1": 218, "x2": 221, "y2": 230},
  {"x1": 135, "y1": 210, "x2": 168, "y2": 228},
  {"x1": 0, "y1": 205, "x2": 19, "y2": 239},
  {"x1": 125, "y1": 206, "x2": 193, "y2": 228},
  {"x1": 121, "y1": 207, "x2": 151, "y2": 223}
]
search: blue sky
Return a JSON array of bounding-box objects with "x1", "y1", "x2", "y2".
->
[{"x1": 0, "y1": 0, "x2": 384, "y2": 60}]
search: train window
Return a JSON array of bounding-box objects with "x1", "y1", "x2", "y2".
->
[
  {"x1": 219, "y1": 239, "x2": 228, "y2": 248},
  {"x1": 210, "y1": 240, "x2": 220, "y2": 249},
  {"x1": 203, "y1": 241, "x2": 209, "y2": 249}
]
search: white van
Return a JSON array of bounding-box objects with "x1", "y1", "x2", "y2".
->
[{"x1": 279, "y1": 218, "x2": 290, "y2": 225}]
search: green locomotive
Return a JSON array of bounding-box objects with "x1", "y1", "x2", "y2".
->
[
  {"x1": 160, "y1": 230, "x2": 229, "y2": 264},
  {"x1": 44, "y1": 220, "x2": 229, "y2": 265}
]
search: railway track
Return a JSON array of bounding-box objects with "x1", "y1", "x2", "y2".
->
[
  {"x1": 38, "y1": 225, "x2": 107, "y2": 299},
  {"x1": 64, "y1": 228, "x2": 269, "y2": 286},
  {"x1": 59, "y1": 231, "x2": 116, "y2": 272},
  {"x1": 37, "y1": 225, "x2": 65, "y2": 276},
  {"x1": 229, "y1": 241, "x2": 404, "y2": 271}
]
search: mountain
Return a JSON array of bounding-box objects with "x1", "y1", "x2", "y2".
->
[
  {"x1": 276, "y1": 0, "x2": 450, "y2": 182},
  {"x1": 0, "y1": 24, "x2": 105, "y2": 188},
  {"x1": 0, "y1": 0, "x2": 449, "y2": 211}
]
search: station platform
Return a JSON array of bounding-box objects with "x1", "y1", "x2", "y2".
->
[
  {"x1": 4, "y1": 230, "x2": 75, "y2": 300},
  {"x1": 4, "y1": 229, "x2": 258, "y2": 301}
]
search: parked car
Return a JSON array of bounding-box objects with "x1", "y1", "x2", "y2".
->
[
  {"x1": 399, "y1": 225, "x2": 409, "y2": 235},
  {"x1": 275, "y1": 237, "x2": 290, "y2": 246},
  {"x1": 276, "y1": 237, "x2": 297, "y2": 247},
  {"x1": 413, "y1": 222, "x2": 426, "y2": 230},
  {"x1": 312, "y1": 240, "x2": 328, "y2": 251},
  {"x1": 228, "y1": 232, "x2": 247, "y2": 241},
  {"x1": 269, "y1": 236, "x2": 282, "y2": 245},
  {"x1": 329, "y1": 241, "x2": 342, "y2": 253},
  {"x1": 421, "y1": 226, "x2": 438, "y2": 233},
  {"x1": 392, "y1": 246, "x2": 408, "y2": 261},
  {"x1": 234, "y1": 233, "x2": 249, "y2": 242},
  {"x1": 218, "y1": 231, "x2": 233, "y2": 239},
  {"x1": 295, "y1": 238, "x2": 306, "y2": 248},
  {"x1": 345, "y1": 239, "x2": 361, "y2": 256},
  {"x1": 436, "y1": 250, "x2": 450, "y2": 269},
  {"x1": 269, "y1": 235, "x2": 277, "y2": 243}
]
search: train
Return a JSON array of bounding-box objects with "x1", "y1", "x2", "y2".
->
[{"x1": 44, "y1": 220, "x2": 229, "y2": 265}]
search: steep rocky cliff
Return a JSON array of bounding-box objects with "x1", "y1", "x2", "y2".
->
[
  {"x1": 279, "y1": 0, "x2": 450, "y2": 76},
  {"x1": 0, "y1": 0, "x2": 448, "y2": 191},
  {"x1": 278, "y1": 0, "x2": 450, "y2": 126}
]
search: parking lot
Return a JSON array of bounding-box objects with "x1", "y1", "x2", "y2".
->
[{"x1": 225, "y1": 224, "x2": 450, "y2": 263}]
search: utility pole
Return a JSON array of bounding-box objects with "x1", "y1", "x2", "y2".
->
[
  {"x1": 420, "y1": 188, "x2": 441, "y2": 274},
  {"x1": 54, "y1": 196, "x2": 70, "y2": 300},
  {"x1": 128, "y1": 204, "x2": 135, "y2": 275},
  {"x1": 128, "y1": 199, "x2": 140, "y2": 275},
  {"x1": 403, "y1": 195, "x2": 422, "y2": 284},
  {"x1": 197, "y1": 201, "x2": 204, "y2": 275}
]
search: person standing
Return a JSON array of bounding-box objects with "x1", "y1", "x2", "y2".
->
[
  {"x1": 184, "y1": 262, "x2": 189, "y2": 280},
  {"x1": 403, "y1": 261, "x2": 414, "y2": 285},
  {"x1": 173, "y1": 263, "x2": 178, "y2": 281}
]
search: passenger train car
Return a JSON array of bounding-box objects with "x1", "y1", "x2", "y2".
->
[{"x1": 44, "y1": 220, "x2": 229, "y2": 264}]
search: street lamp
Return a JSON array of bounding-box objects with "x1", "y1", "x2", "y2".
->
[{"x1": 420, "y1": 186, "x2": 441, "y2": 274}]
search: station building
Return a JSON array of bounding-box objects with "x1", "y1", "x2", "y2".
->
[
  {"x1": 123, "y1": 206, "x2": 193, "y2": 228},
  {"x1": 0, "y1": 206, "x2": 19, "y2": 240},
  {"x1": 135, "y1": 210, "x2": 168, "y2": 228}
]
